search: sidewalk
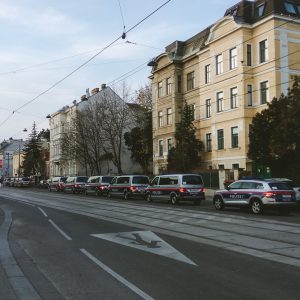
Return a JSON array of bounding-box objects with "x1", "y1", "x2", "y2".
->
[{"x1": 0, "y1": 208, "x2": 41, "y2": 300}]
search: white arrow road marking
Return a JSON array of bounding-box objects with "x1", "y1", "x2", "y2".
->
[{"x1": 91, "y1": 230, "x2": 197, "y2": 266}]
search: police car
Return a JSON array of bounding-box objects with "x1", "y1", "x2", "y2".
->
[{"x1": 213, "y1": 179, "x2": 296, "y2": 214}]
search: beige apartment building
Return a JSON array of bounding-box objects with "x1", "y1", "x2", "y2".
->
[{"x1": 149, "y1": 0, "x2": 300, "y2": 175}]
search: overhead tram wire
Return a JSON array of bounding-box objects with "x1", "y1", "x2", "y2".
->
[{"x1": 0, "y1": 0, "x2": 172, "y2": 130}]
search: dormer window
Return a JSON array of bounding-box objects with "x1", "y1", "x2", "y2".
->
[{"x1": 256, "y1": 3, "x2": 265, "y2": 17}]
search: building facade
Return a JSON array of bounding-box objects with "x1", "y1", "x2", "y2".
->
[
  {"x1": 49, "y1": 84, "x2": 143, "y2": 177},
  {"x1": 149, "y1": 0, "x2": 300, "y2": 175}
]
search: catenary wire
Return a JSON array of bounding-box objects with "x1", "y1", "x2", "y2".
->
[{"x1": 0, "y1": 0, "x2": 172, "y2": 129}]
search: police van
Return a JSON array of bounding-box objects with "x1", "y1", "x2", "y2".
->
[{"x1": 145, "y1": 174, "x2": 205, "y2": 205}]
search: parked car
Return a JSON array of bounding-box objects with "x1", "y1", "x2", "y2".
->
[
  {"x1": 145, "y1": 174, "x2": 205, "y2": 205},
  {"x1": 63, "y1": 176, "x2": 89, "y2": 193},
  {"x1": 15, "y1": 177, "x2": 31, "y2": 187},
  {"x1": 107, "y1": 175, "x2": 150, "y2": 200},
  {"x1": 4, "y1": 177, "x2": 11, "y2": 186},
  {"x1": 48, "y1": 176, "x2": 68, "y2": 192},
  {"x1": 9, "y1": 177, "x2": 18, "y2": 187},
  {"x1": 84, "y1": 175, "x2": 114, "y2": 196},
  {"x1": 213, "y1": 179, "x2": 297, "y2": 214}
]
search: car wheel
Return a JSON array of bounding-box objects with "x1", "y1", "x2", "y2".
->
[
  {"x1": 251, "y1": 199, "x2": 263, "y2": 214},
  {"x1": 214, "y1": 197, "x2": 224, "y2": 210},
  {"x1": 146, "y1": 193, "x2": 152, "y2": 202},
  {"x1": 170, "y1": 194, "x2": 177, "y2": 205}
]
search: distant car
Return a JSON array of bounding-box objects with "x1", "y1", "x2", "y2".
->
[
  {"x1": 9, "y1": 177, "x2": 18, "y2": 187},
  {"x1": 145, "y1": 174, "x2": 205, "y2": 205},
  {"x1": 213, "y1": 179, "x2": 296, "y2": 214},
  {"x1": 63, "y1": 176, "x2": 89, "y2": 194},
  {"x1": 16, "y1": 177, "x2": 31, "y2": 187},
  {"x1": 4, "y1": 177, "x2": 11, "y2": 186},
  {"x1": 48, "y1": 176, "x2": 67, "y2": 192},
  {"x1": 108, "y1": 175, "x2": 150, "y2": 200},
  {"x1": 84, "y1": 175, "x2": 114, "y2": 196}
]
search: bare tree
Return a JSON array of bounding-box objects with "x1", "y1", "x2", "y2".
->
[{"x1": 62, "y1": 85, "x2": 133, "y2": 175}]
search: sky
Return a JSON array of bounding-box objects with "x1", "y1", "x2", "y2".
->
[{"x1": 0, "y1": 0, "x2": 239, "y2": 142}]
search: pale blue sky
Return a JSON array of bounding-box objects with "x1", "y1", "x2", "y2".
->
[{"x1": 0, "y1": 0, "x2": 238, "y2": 140}]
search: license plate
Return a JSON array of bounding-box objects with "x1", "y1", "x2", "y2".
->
[{"x1": 188, "y1": 189, "x2": 198, "y2": 194}]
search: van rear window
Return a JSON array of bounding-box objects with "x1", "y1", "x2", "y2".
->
[
  {"x1": 182, "y1": 175, "x2": 203, "y2": 185},
  {"x1": 132, "y1": 176, "x2": 149, "y2": 184}
]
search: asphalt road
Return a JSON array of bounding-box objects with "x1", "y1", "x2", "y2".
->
[{"x1": 1, "y1": 187, "x2": 300, "y2": 300}]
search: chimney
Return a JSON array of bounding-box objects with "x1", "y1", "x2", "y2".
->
[
  {"x1": 80, "y1": 95, "x2": 87, "y2": 101},
  {"x1": 101, "y1": 83, "x2": 106, "y2": 90},
  {"x1": 86, "y1": 88, "x2": 90, "y2": 98},
  {"x1": 92, "y1": 87, "x2": 99, "y2": 95}
]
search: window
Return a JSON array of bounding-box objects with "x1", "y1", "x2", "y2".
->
[
  {"x1": 256, "y1": 4, "x2": 265, "y2": 17},
  {"x1": 218, "y1": 164, "x2": 225, "y2": 170},
  {"x1": 259, "y1": 39, "x2": 268, "y2": 63},
  {"x1": 167, "y1": 138, "x2": 174, "y2": 152},
  {"x1": 285, "y1": 2, "x2": 297, "y2": 14},
  {"x1": 217, "y1": 129, "x2": 224, "y2": 150},
  {"x1": 206, "y1": 99, "x2": 211, "y2": 118},
  {"x1": 232, "y1": 163, "x2": 239, "y2": 170},
  {"x1": 166, "y1": 77, "x2": 172, "y2": 95},
  {"x1": 187, "y1": 71, "x2": 195, "y2": 90},
  {"x1": 206, "y1": 133, "x2": 212, "y2": 152},
  {"x1": 190, "y1": 104, "x2": 196, "y2": 121},
  {"x1": 247, "y1": 84, "x2": 253, "y2": 106},
  {"x1": 158, "y1": 140, "x2": 163, "y2": 156},
  {"x1": 260, "y1": 81, "x2": 269, "y2": 104},
  {"x1": 216, "y1": 91, "x2": 224, "y2": 112},
  {"x1": 231, "y1": 127, "x2": 239, "y2": 148},
  {"x1": 205, "y1": 64, "x2": 211, "y2": 84},
  {"x1": 167, "y1": 108, "x2": 172, "y2": 125},
  {"x1": 230, "y1": 87, "x2": 238, "y2": 109},
  {"x1": 177, "y1": 75, "x2": 182, "y2": 93},
  {"x1": 158, "y1": 81, "x2": 163, "y2": 97},
  {"x1": 246, "y1": 44, "x2": 252, "y2": 66},
  {"x1": 158, "y1": 111, "x2": 163, "y2": 127},
  {"x1": 229, "y1": 47, "x2": 237, "y2": 69},
  {"x1": 216, "y1": 54, "x2": 223, "y2": 75}
]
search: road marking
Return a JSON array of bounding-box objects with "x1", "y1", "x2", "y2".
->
[
  {"x1": 91, "y1": 230, "x2": 197, "y2": 266},
  {"x1": 80, "y1": 248, "x2": 155, "y2": 300},
  {"x1": 38, "y1": 207, "x2": 48, "y2": 218},
  {"x1": 48, "y1": 219, "x2": 72, "y2": 241}
]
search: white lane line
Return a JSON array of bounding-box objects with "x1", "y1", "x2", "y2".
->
[
  {"x1": 38, "y1": 207, "x2": 48, "y2": 218},
  {"x1": 80, "y1": 248, "x2": 155, "y2": 300},
  {"x1": 48, "y1": 219, "x2": 72, "y2": 241}
]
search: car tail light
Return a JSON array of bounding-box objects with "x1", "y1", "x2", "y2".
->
[
  {"x1": 130, "y1": 186, "x2": 137, "y2": 192},
  {"x1": 263, "y1": 192, "x2": 275, "y2": 198},
  {"x1": 179, "y1": 188, "x2": 187, "y2": 193},
  {"x1": 75, "y1": 184, "x2": 80, "y2": 188},
  {"x1": 199, "y1": 188, "x2": 204, "y2": 193}
]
